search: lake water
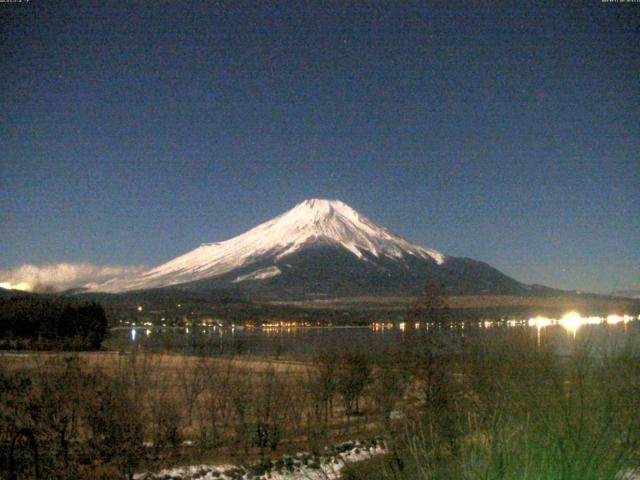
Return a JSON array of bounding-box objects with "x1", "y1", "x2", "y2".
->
[{"x1": 106, "y1": 313, "x2": 640, "y2": 358}]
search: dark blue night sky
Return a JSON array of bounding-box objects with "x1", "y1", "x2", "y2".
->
[{"x1": 1, "y1": 1, "x2": 638, "y2": 293}]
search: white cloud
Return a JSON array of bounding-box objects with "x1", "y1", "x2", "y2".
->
[{"x1": 0, "y1": 263, "x2": 147, "y2": 292}]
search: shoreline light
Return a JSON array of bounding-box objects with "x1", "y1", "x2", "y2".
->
[
  {"x1": 475, "y1": 312, "x2": 636, "y2": 334},
  {"x1": 526, "y1": 311, "x2": 633, "y2": 336}
]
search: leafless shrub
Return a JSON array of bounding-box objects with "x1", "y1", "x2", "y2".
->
[
  {"x1": 200, "y1": 359, "x2": 235, "y2": 447},
  {"x1": 371, "y1": 355, "x2": 410, "y2": 426},
  {"x1": 228, "y1": 371, "x2": 254, "y2": 455},
  {"x1": 298, "y1": 350, "x2": 336, "y2": 451},
  {"x1": 82, "y1": 369, "x2": 144, "y2": 479},
  {"x1": 251, "y1": 365, "x2": 287, "y2": 464},
  {"x1": 0, "y1": 368, "x2": 37, "y2": 478},
  {"x1": 35, "y1": 356, "x2": 86, "y2": 476},
  {"x1": 336, "y1": 351, "x2": 371, "y2": 419},
  {"x1": 148, "y1": 396, "x2": 182, "y2": 449},
  {"x1": 178, "y1": 357, "x2": 205, "y2": 427}
]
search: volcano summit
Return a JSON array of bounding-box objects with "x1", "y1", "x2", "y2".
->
[{"x1": 91, "y1": 199, "x2": 529, "y2": 298}]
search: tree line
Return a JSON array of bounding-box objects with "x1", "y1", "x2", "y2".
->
[{"x1": 0, "y1": 296, "x2": 108, "y2": 350}]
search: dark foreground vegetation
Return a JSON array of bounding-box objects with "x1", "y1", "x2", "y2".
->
[
  {"x1": 2, "y1": 325, "x2": 640, "y2": 479},
  {"x1": 1, "y1": 286, "x2": 640, "y2": 479},
  {"x1": 343, "y1": 334, "x2": 640, "y2": 480},
  {"x1": 0, "y1": 297, "x2": 108, "y2": 350}
]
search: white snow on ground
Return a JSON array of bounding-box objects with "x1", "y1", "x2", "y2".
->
[
  {"x1": 233, "y1": 266, "x2": 282, "y2": 283},
  {"x1": 133, "y1": 440, "x2": 385, "y2": 480},
  {"x1": 91, "y1": 199, "x2": 445, "y2": 292}
]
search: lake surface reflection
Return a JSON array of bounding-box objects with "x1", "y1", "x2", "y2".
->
[{"x1": 107, "y1": 312, "x2": 640, "y2": 358}]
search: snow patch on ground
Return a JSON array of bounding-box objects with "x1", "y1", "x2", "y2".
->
[
  {"x1": 418, "y1": 247, "x2": 445, "y2": 265},
  {"x1": 232, "y1": 266, "x2": 282, "y2": 283},
  {"x1": 134, "y1": 439, "x2": 385, "y2": 480}
]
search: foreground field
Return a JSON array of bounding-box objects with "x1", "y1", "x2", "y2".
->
[
  {"x1": 0, "y1": 346, "x2": 402, "y2": 479},
  {"x1": 2, "y1": 325, "x2": 640, "y2": 479}
]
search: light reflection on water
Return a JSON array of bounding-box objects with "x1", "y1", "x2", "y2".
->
[
  {"x1": 472, "y1": 312, "x2": 638, "y2": 335},
  {"x1": 113, "y1": 312, "x2": 640, "y2": 357}
]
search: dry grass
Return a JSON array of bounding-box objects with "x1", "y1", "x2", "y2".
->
[
  {"x1": 6, "y1": 325, "x2": 638, "y2": 479},
  {"x1": 0, "y1": 346, "x2": 401, "y2": 478},
  {"x1": 0, "y1": 350, "x2": 311, "y2": 373}
]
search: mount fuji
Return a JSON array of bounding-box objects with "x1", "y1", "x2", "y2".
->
[{"x1": 91, "y1": 199, "x2": 530, "y2": 298}]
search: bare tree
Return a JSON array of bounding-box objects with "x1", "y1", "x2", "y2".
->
[
  {"x1": 201, "y1": 358, "x2": 235, "y2": 447},
  {"x1": 178, "y1": 357, "x2": 205, "y2": 427},
  {"x1": 406, "y1": 282, "x2": 450, "y2": 326},
  {"x1": 149, "y1": 396, "x2": 182, "y2": 449},
  {"x1": 229, "y1": 373, "x2": 253, "y2": 455},
  {"x1": 82, "y1": 370, "x2": 144, "y2": 480},
  {"x1": 37, "y1": 356, "x2": 85, "y2": 475},
  {"x1": 337, "y1": 352, "x2": 371, "y2": 419},
  {"x1": 252, "y1": 366, "x2": 288, "y2": 465}
]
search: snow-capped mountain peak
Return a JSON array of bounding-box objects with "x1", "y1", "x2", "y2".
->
[{"x1": 92, "y1": 199, "x2": 445, "y2": 292}]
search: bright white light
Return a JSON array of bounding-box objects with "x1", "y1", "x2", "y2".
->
[
  {"x1": 607, "y1": 314, "x2": 623, "y2": 325},
  {"x1": 131, "y1": 328, "x2": 137, "y2": 341},
  {"x1": 606, "y1": 314, "x2": 633, "y2": 325},
  {"x1": 523, "y1": 312, "x2": 634, "y2": 336},
  {"x1": 0, "y1": 281, "x2": 32, "y2": 291},
  {"x1": 559, "y1": 311, "x2": 582, "y2": 335},
  {"x1": 528, "y1": 316, "x2": 553, "y2": 329},
  {"x1": 584, "y1": 316, "x2": 602, "y2": 325},
  {"x1": 557, "y1": 312, "x2": 600, "y2": 334}
]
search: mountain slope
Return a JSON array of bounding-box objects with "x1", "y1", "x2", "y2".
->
[
  {"x1": 611, "y1": 290, "x2": 640, "y2": 299},
  {"x1": 91, "y1": 199, "x2": 528, "y2": 297}
]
